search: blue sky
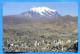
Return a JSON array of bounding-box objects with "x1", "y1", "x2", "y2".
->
[{"x1": 3, "y1": 2, "x2": 78, "y2": 16}]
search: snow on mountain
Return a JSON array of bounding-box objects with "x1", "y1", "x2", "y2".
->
[
  {"x1": 30, "y1": 7, "x2": 56, "y2": 15},
  {"x1": 22, "y1": 7, "x2": 59, "y2": 17}
]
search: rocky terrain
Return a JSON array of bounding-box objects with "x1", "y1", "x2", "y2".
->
[{"x1": 3, "y1": 7, "x2": 78, "y2": 52}]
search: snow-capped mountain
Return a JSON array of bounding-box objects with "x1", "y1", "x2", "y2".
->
[
  {"x1": 21, "y1": 7, "x2": 60, "y2": 17},
  {"x1": 4, "y1": 7, "x2": 78, "y2": 25},
  {"x1": 30, "y1": 7, "x2": 56, "y2": 15},
  {"x1": 3, "y1": 7, "x2": 61, "y2": 25}
]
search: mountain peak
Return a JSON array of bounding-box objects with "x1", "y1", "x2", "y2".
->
[{"x1": 30, "y1": 7, "x2": 56, "y2": 15}]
